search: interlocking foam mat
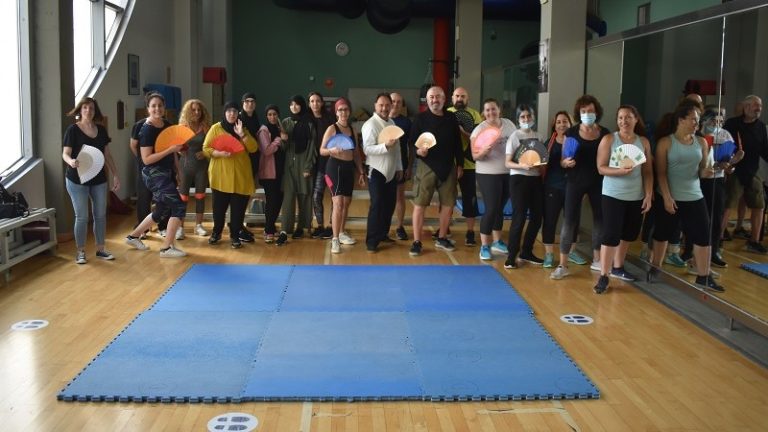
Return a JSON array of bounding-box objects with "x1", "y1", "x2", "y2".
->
[
  {"x1": 59, "y1": 265, "x2": 599, "y2": 402},
  {"x1": 740, "y1": 263, "x2": 768, "y2": 279}
]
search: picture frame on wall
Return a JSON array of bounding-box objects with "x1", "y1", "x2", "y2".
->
[{"x1": 128, "y1": 54, "x2": 140, "y2": 95}]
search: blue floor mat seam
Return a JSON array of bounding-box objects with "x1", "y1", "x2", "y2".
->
[
  {"x1": 57, "y1": 311, "x2": 150, "y2": 402},
  {"x1": 145, "y1": 264, "x2": 195, "y2": 311}
]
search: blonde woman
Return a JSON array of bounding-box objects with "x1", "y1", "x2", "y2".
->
[{"x1": 178, "y1": 99, "x2": 212, "y2": 237}]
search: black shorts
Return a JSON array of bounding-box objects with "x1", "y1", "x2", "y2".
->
[
  {"x1": 652, "y1": 196, "x2": 710, "y2": 246},
  {"x1": 600, "y1": 195, "x2": 642, "y2": 246},
  {"x1": 325, "y1": 158, "x2": 355, "y2": 197}
]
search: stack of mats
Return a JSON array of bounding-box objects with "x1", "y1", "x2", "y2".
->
[
  {"x1": 740, "y1": 263, "x2": 768, "y2": 279},
  {"x1": 59, "y1": 265, "x2": 599, "y2": 402}
]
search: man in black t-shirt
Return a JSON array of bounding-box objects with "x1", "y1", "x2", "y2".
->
[{"x1": 723, "y1": 95, "x2": 768, "y2": 253}]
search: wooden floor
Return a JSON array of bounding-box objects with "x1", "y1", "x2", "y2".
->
[{"x1": 1, "y1": 211, "x2": 768, "y2": 431}]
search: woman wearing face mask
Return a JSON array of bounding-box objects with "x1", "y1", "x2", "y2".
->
[
  {"x1": 503, "y1": 104, "x2": 544, "y2": 269},
  {"x1": 541, "y1": 111, "x2": 587, "y2": 268},
  {"x1": 319, "y1": 98, "x2": 366, "y2": 254},
  {"x1": 125, "y1": 92, "x2": 187, "y2": 257},
  {"x1": 309, "y1": 92, "x2": 336, "y2": 240},
  {"x1": 280, "y1": 95, "x2": 317, "y2": 240},
  {"x1": 682, "y1": 106, "x2": 742, "y2": 270},
  {"x1": 649, "y1": 99, "x2": 724, "y2": 292},
  {"x1": 550, "y1": 95, "x2": 611, "y2": 280},
  {"x1": 202, "y1": 101, "x2": 259, "y2": 249},
  {"x1": 178, "y1": 99, "x2": 212, "y2": 238},
  {"x1": 257, "y1": 105, "x2": 287, "y2": 244},
  {"x1": 471, "y1": 98, "x2": 514, "y2": 261},
  {"x1": 593, "y1": 105, "x2": 653, "y2": 294}
]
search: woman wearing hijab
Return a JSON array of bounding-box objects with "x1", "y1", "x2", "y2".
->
[
  {"x1": 62, "y1": 97, "x2": 120, "y2": 264},
  {"x1": 257, "y1": 104, "x2": 286, "y2": 244},
  {"x1": 202, "y1": 101, "x2": 259, "y2": 249},
  {"x1": 178, "y1": 99, "x2": 212, "y2": 237},
  {"x1": 125, "y1": 92, "x2": 187, "y2": 257},
  {"x1": 239, "y1": 92, "x2": 261, "y2": 241},
  {"x1": 280, "y1": 95, "x2": 316, "y2": 239}
]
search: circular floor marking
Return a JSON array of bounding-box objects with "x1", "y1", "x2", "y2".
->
[
  {"x1": 11, "y1": 320, "x2": 49, "y2": 331},
  {"x1": 207, "y1": 412, "x2": 258, "y2": 432},
  {"x1": 560, "y1": 314, "x2": 594, "y2": 325}
]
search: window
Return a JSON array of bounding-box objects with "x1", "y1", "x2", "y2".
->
[
  {"x1": 0, "y1": 0, "x2": 30, "y2": 177},
  {"x1": 73, "y1": 0, "x2": 134, "y2": 102}
]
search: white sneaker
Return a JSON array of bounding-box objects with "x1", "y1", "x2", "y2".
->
[
  {"x1": 75, "y1": 250, "x2": 87, "y2": 264},
  {"x1": 159, "y1": 245, "x2": 187, "y2": 258},
  {"x1": 175, "y1": 227, "x2": 185, "y2": 240},
  {"x1": 550, "y1": 265, "x2": 570, "y2": 280},
  {"x1": 339, "y1": 232, "x2": 356, "y2": 245},
  {"x1": 125, "y1": 236, "x2": 149, "y2": 250},
  {"x1": 590, "y1": 261, "x2": 601, "y2": 272},
  {"x1": 331, "y1": 238, "x2": 341, "y2": 254},
  {"x1": 194, "y1": 224, "x2": 208, "y2": 236},
  {"x1": 159, "y1": 230, "x2": 167, "y2": 238}
]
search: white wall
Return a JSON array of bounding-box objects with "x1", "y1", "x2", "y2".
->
[{"x1": 92, "y1": 0, "x2": 212, "y2": 200}]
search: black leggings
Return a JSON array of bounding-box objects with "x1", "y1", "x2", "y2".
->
[
  {"x1": 507, "y1": 175, "x2": 543, "y2": 258},
  {"x1": 542, "y1": 186, "x2": 579, "y2": 245},
  {"x1": 476, "y1": 173, "x2": 508, "y2": 235},
  {"x1": 458, "y1": 169, "x2": 479, "y2": 218},
  {"x1": 260, "y1": 178, "x2": 284, "y2": 235},
  {"x1": 211, "y1": 189, "x2": 250, "y2": 240},
  {"x1": 559, "y1": 180, "x2": 603, "y2": 254},
  {"x1": 683, "y1": 177, "x2": 724, "y2": 257},
  {"x1": 600, "y1": 195, "x2": 642, "y2": 247},
  {"x1": 652, "y1": 197, "x2": 710, "y2": 246}
]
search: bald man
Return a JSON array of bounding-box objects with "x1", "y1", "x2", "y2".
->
[
  {"x1": 408, "y1": 86, "x2": 463, "y2": 256},
  {"x1": 723, "y1": 95, "x2": 767, "y2": 253},
  {"x1": 447, "y1": 87, "x2": 483, "y2": 246}
]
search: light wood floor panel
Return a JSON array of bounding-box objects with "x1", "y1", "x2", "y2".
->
[{"x1": 1, "y1": 213, "x2": 767, "y2": 431}]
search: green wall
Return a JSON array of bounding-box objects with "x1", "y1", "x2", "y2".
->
[
  {"x1": 600, "y1": 0, "x2": 721, "y2": 35},
  {"x1": 482, "y1": 19, "x2": 540, "y2": 69},
  {"x1": 232, "y1": 1, "x2": 434, "y2": 109}
]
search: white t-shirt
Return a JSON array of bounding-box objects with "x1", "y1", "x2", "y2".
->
[
  {"x1": 505, "y1": 129, "x2": 543, "y2": 177},
  {"x1": 470, "y1": 118, "x2": 516, "y2": 175}
]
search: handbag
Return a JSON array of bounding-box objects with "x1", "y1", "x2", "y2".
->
[{"x1": 0, "y1": 181, "x2": 30, "y2": 219}]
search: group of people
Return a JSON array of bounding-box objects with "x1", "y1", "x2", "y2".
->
[{"x1": 62, "y1": 86, "x2": 767, "y2": 295}]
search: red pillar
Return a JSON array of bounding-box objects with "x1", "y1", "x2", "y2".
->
[{"x1": 433, "y1": 17, "x2": 450, "y2": 91}]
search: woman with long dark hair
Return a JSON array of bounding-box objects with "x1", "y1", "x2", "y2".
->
[
  {"x1": 593, "y1": 105, "x2": 653, "y2": 294},
  {"x1": 62, "y1": 97, "x2": 120, "y2": 264},
  {"x1": 125, "y1": 92, "x2": 187, "y2": 257},
  {"x1": 309, "y1": 91, "x2": 335, "y2": 239}
]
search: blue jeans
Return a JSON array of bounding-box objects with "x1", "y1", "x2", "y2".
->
[{"x1": 65, "y1": 178, "x2": 107, "y2": 248}]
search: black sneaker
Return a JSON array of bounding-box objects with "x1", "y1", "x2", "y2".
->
[
  {"x1": 710, "y1": 253, "x2": 728, "y2": 268},
  {"x1": 519, "y1": 253, "x2": 544, "y2": 265},
  {"x1": 435, "y1": 237, "x2": 456, "y2": 252},
  {"x1": 239, "y1": 230, "x2": 255, "y2": 243},
  {"x1": 276, "y1": 231, "x2": 288, "y2": 246},
  {"x1": 610, "y1": 266, "x2": 637, "y2": 281},
  {"x1": 465, "y1": 230, "x2": 476, "y2": 246},
  {"x1": 503, "y1": 256, "x2": 517, "y2": 269},
  {"x1": 292, "y1": 228, "x2": 304, "y2": 239},
  {"x1": 311, "y1": 227, "x2": 324, "y2": 239},
  {"x1": 231, "y1": 238, "x2": 243, "y2": 249},
  {"x1": 646, "y1": 267, "x2": 659, "y2": 284},
  {"x1": 208, "y1": 232, "x2": 221, "y2": 245},
  {"x1": 733, "y1": 227, "x2": 750, "y2": 239},
  {"x1": 746, "y1": 241, "x2": 767, "y2": 254},
  {"x1": 409, "y1": 240, "x2": 423, "y2": 256},
  {"x1": 593, "y1": 275, "x2": 609, "y2": 294},
  {"x1": 240, "y1": 225, "x2": 253, "y2": 237},
  {"x1": 321, "y1": 227, "x2": 333, "y2": 239},
  {"x1": 432, "y1": 228, "x2": 451, "y2": 240},
  {"x1": 695, "y1": 275, "x2": 725, "y2": 292},
  {"x1": 396, "y1": 226, "x2": 408, "y2": 241}
]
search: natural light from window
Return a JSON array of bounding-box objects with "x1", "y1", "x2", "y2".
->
[{"x1": 0, "y1": 0, "x2": 23, "y2": 175}]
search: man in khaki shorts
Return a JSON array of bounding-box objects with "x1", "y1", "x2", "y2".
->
[
  {"x1": 408, "y1": 86, "x2": 463, "y2": 256},
  {"x1": 723, "y1": 95, "x2": 768, "y2": 253}
]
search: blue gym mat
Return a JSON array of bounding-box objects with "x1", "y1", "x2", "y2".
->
[
  {"x1": 59, "y1": 265, "x2": 599, "y2": 402},
  {"x1": 740, "y1": 262, "x2": 768, "y2": 279}
]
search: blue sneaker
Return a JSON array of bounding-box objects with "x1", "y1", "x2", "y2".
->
[
  {"x1": 664, "y1": 253, "x2": 686, "y2": 268},
  {"x1": 491, "y1": 240, "x2": 509, "y2": 255},
  {"x1": 543, "y1": 252, "x2": 555, "y2": 268},
  {"x1": 568, "y1": 251, "x2": 588, "y2": 265},
  {"x1": 479, "y1": 245, "x2": 492, "y2": 261}
]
